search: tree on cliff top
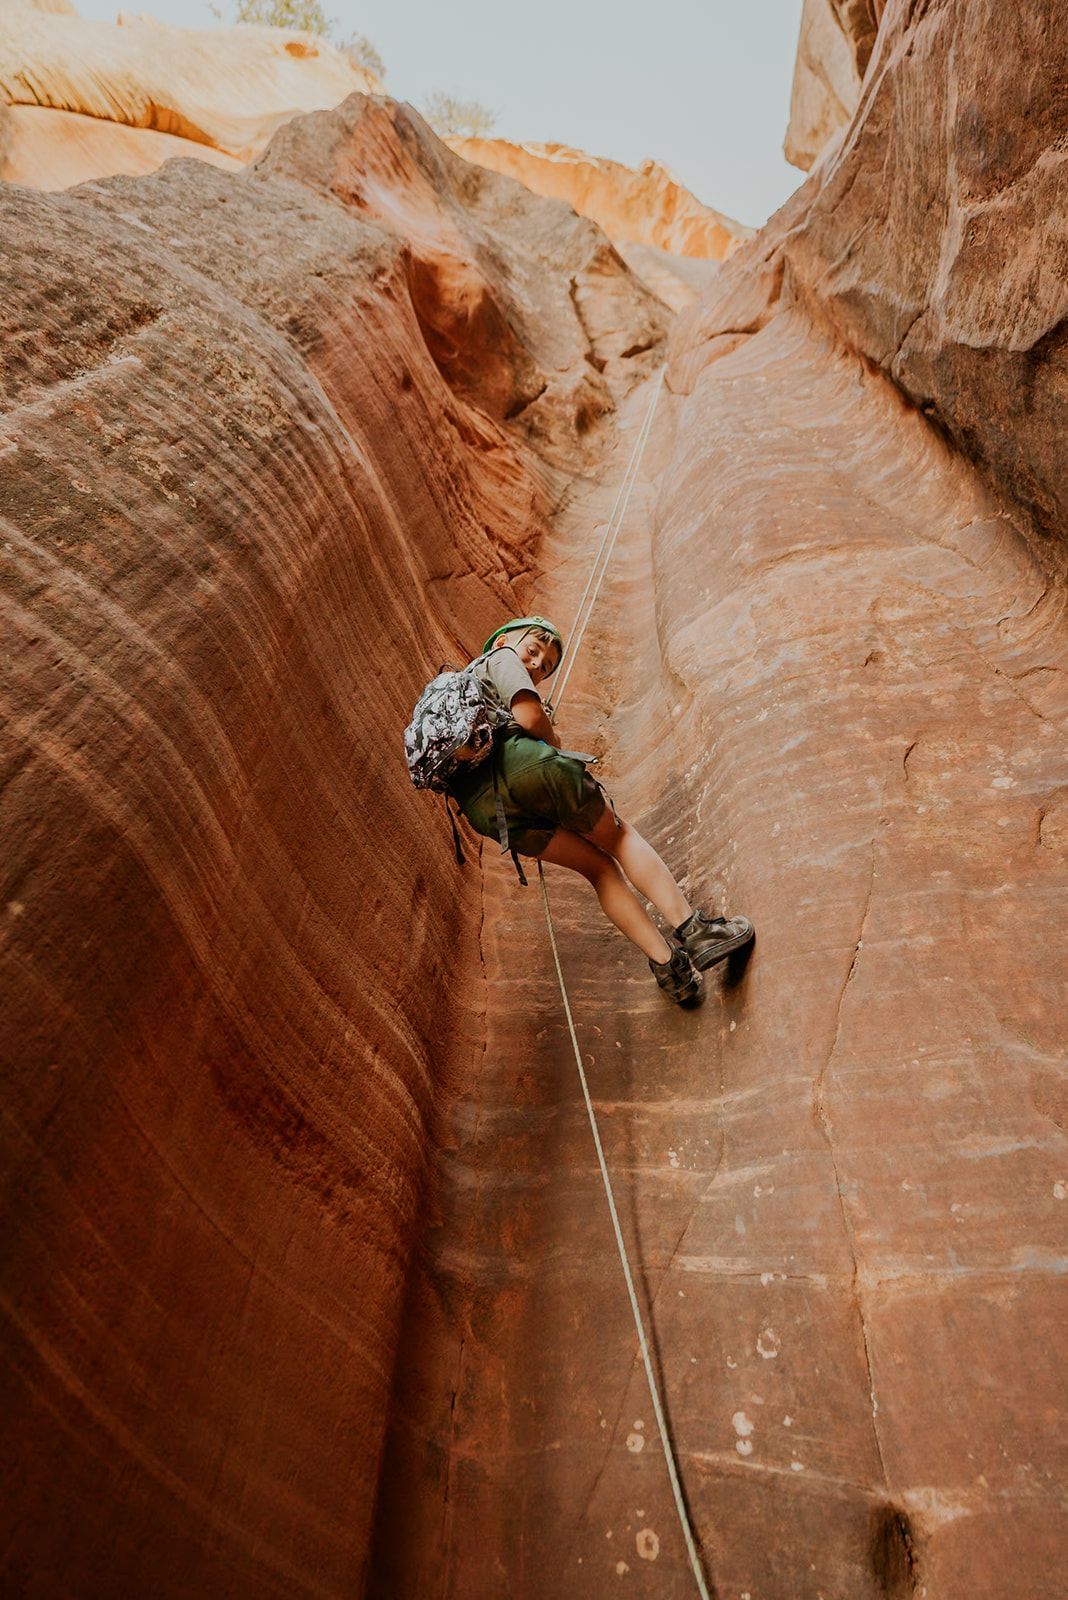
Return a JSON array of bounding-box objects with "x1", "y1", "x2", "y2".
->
[
  {"x1": 217, "y1": 0, "x2": 387, "y2": 78},
  {"x1": 229, "y1": 0, "x2": 331, "y2": 30},
  {"x1": 422, "y1": 93, "x2": 496, "y2": 139}
]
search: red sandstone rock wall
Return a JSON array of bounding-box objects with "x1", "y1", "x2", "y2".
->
[
  {"x1": 3, "y1": 2, "x2": 1067, "y2": 1595},
  {"x1": 368, "y1": 5, "x2": 1067, "y2": 1595},
  {"x1": 0, "y1": 94, "x2": 665, "y2": 1597},
  {"x1": 369, "y1": 332, "x2": 1067, "y2": 1600}
]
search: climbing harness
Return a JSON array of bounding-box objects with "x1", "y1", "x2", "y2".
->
[{"x1": 538, "y1": 370, "x2": 713, "y2": 1599}]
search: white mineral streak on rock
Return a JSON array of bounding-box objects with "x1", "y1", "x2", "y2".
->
[
  {"x1": 757, "y1": 1328, "x2": 781, "y2": 1360},
  {"x1": 635, "y1": 1528, "x2": 660, "y2": 1561}
]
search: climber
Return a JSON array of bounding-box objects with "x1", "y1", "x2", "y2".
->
[{"x1": 445, "y1": 616, "x2": 755, "y2": 1004}]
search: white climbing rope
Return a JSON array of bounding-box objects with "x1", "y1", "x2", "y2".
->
[
  {"x1": 553, "y1": 367, "x2": 664, "y2": 715},
  {"x1": 537, "y1": 873, "x2": 710, "y2": 1600},
  {"x1": 537, "y1": 370, "x2": 712, "y2": 1599}
]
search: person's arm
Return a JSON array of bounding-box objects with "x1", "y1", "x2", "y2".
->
[{"x1": 510, "y1": 689, "x2": 560, "y2": 748}]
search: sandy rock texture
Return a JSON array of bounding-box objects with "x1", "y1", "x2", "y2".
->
[
  {"x1": 2, "y1": 103, "x2": 244, "y2": 189},
  {"x1": 0, "y1": 93, "x2": 664, "y2": 1598},
  {"x1": 785, "y1": 0, "x2": 884, "y2": 169},
  {"x1": 370, "y1": 334, "x2": 1067, "y2": 1600},
  {"x1": 451, "y1": 137, "x2": 753, "y2": 260},
  {"x1": 3, "y1": 0, "x2": 1067, "y2": 1594},
  {"x1": 0, "y1": 2, "x2": 376, "y2": 186},
  {"x1": 370, "y1": 5, "x2": 1067, "y2": 1595},
  {"x1": 771, "y1": 0, "x2": 1068, "y2": 544}
]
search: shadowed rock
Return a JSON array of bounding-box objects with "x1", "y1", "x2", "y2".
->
[
  {"x1": 0, "y1": 97, "x2": 665, "y2": 1599},
  {"x1": 735, "y1": 0, "x2": 1068, "y2": 542}
]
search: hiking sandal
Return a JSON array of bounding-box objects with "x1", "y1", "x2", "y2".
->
[
  {"x1": 649, "y1": 946, "x2": 703, "y2": 1005},
  {"x1": 675, "y1": 910, "x2": 755, "y2": 971}
]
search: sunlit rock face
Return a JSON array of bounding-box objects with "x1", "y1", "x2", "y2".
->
[
  {"x1": 3, "y1": 2, "x2": 1067, "y2": 1597},
  {"x1": 772, "y1": 0, "x2": 1068, "y2": 544},
  {"x1": 0, "y1": 94, "x2": 665, "y2": 1598},
  {"x1": 784, "y1": 0, "x2": 885, "y2": 170},
  {"x1": 370, "y1": 5, "x2": 1067, "y2": 1597},
  {"x1": 2, "y1": 103, "x2": 245, "y2": 188},
  {"x1": 257, "y1": 99, "x2": 668, "y2": 447},
  {"x1": 0, "y1": 3, "x2": 377, "y2": 187},
  {"x1": 450, "y1": 137, "x2": 753, "y2": 261}
]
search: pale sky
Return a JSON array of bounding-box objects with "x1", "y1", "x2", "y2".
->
[{"x1": 76, "y1": 0, "x2": 806, "y2": 226}]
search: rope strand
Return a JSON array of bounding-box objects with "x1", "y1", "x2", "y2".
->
[
  {"x1": 538, "y1": 869, "x2": 710, "y2": 1600},
  {"x1": 538, "y1": 369, "x2": 712, "y2": 1597},
  {"x1": 554, "y1": 368, "x2": 664, "y2": 714}
]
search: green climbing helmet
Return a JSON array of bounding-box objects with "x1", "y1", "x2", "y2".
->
[{"x1": 481, "y1": 615, "x2": 564, "y2": 677}]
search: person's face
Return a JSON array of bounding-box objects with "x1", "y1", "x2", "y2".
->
[{"x1": 496, "y1": 628, "x2": 561, "y2": 685}]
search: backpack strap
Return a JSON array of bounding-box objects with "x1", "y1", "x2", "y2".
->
[
  {"x1": 595, "y1": 778, "x2": 621, "y2": 827},
  {"x1": 491, "y1": 764, "x2": 511, "y2": 856},
  {"x1": 491, "y1": 764, "x2": 529, "y2": 887}
]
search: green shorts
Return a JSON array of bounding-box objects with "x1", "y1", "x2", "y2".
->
[{"x1": 450, "y1": 734, "x2": 608, "y2": 858}]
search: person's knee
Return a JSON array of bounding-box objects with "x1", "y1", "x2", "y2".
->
[
  {"x1": 597, "y1": 816, "x2": 629, "y2": 858},
  {"x1": 588, "y1": 854, "x2": 625, "y2": 892}
]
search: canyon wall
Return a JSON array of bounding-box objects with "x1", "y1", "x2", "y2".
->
[
  {"x1": 2, "y1": 0, "x2": 1065, "y2": 1595},
  {"x1": 785, "y1": 0, "x2": 884, "y2": 169},
  {"x1": 0, "y1": 94, "x2": 664, "y2": 1597},
  {"x1": 0, "y1": 2, "x2": 376, "y2": 188},
  {"x1": 371, "y1": 2, "x2": 1067, "y2": 1595},
  {"x1": 769, "y1": 0, "x2": 1068, "y2": 547},
  {"x1": 449, "y1": 138, "x2": 752, "y2": 260}
]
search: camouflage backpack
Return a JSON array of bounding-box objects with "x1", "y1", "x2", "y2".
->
[{"x1": 403, "y1": 654, "x2": 510, "y2": 794}]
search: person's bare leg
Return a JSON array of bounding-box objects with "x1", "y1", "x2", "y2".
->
[
  {"x1": 581, "y1": 809, "x2": 692, "y2": 928},
  {"x1": 537, "y1": 828, "x2": 673, "y2": 962}
]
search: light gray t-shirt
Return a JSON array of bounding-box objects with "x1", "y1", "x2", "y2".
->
[
  {"x1": 468, "y1": 647, "x2": 538, "y2": 731},
  {"x1": 467, "y1": 646, "x2": 595, "y2": 764}
]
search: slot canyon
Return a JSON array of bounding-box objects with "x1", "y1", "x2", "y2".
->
[{"x1": 1, "y1": 1, "x2": 1066, "y2": 1596}]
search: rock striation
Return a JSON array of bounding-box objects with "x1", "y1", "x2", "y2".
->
[
  {"x1": 3, "y1": 1, "x2": 1067, "y2": 1596},
  {"x1": 450, "y1": 136, "x2": 752, "y2": 260},
  {"x1": 0, "y1": 93, "x2": 664, "y2": 1598},
  {"x1": 767, "y1": 0, "x2": 1068, "y2": 545},
  {"x1": 0, "y1": 3, "x2": 377, "y2": 187}
]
